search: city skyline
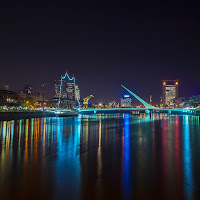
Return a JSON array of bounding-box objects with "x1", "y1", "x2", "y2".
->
[
  {"x1": 0, "y1": 69, "x2": 197, "y2": 105},
  {"x1": 1, "y1": 2, "x2": 200, "y2": 103},
  {"x1": 1, "y1": 3, "x2": 200, "y2": 200}
]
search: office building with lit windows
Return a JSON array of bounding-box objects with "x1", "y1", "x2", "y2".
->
[
  {"x1": 66, "y1": 82, "x2": 75, "y2": 101},
  {"x1": 120, "y1": 95, "x2": 132, "y2": 108},
  {"x1": 75, "y1": 85, "x2": 80, "y2": 101},
  {"x1": 54, "y1": 81, "x2": 59, "y2": 98},
  {"x1": 54, "y1": 75, "x2": 80, "y2": 109},
  {"x1": 162, "y1": 80, "x2": 178, "y2": 107}
]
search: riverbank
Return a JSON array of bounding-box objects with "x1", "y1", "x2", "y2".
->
[{"x1": 0, "y1": 110, "x2": 78, "y2": 121}]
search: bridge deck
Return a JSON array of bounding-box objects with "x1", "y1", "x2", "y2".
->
[{"x1": 79, "y1": 108, "x2": 190, "y2": 113}]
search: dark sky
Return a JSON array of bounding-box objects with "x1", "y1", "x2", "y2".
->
[{"x1": 0, "y1": 2, "x2": 200, "y2": 104}]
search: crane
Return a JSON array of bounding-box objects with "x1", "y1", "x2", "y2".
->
[
  {"x1": 109, "y1": 101, "x2": 116, "y2": 108},
  {"x1": 83, "y1": 95, "x2": 94, "y2": 109}
]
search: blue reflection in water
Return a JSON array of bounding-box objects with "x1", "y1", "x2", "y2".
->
[
  {"x1": 123, "y1": 114, "x2": 131, "y2": 199},
  {"x1": 183, "y1": 116, "x2": 194, "y2": 200},
  {"x1": 55, "y1": 117, "x2": 81, "y2": 199},
  {"x1": 1, "y1": 114, "x2": 200, "y2": 199},
  {"x1": 57, "y1": 117, "x2": 63, "y2": 154}
]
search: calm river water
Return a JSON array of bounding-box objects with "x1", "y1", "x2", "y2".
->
[{"x1": 0, "y1": 113, "x2": 200, "y2": 200}]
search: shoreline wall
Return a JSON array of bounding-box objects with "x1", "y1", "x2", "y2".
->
[{"x1": 0, "y1": 111, "x2": 77, "y2": 121}]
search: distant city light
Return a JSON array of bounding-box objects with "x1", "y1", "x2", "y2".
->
[{"x1": 124, "y1": 95, "x2": 130, "y2": 98}]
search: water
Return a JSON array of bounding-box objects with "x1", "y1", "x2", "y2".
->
[{"x1": 0, "y1": 113, "x2": 200, "y2": 200}]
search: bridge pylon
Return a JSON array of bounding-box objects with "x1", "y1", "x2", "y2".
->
[{"x1": 121, "y1": 85, "x2": 155, "y2": 109}]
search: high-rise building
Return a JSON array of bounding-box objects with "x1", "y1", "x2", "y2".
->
[
  {"x1": 162, "y1": 80, "x2": 178, "y2": 107},
  {"x1": 55, "y1": 80, "x2": 68, "y2": 98},
  {"x1": 67, "y1": 81, "x2": 75, "y2": 101},
  {"x1": 120, "y1": 94, "x2": 132, "y2": 108},
  {"x1": 23, "y1": 85, "x2": 32, "y2": 94},
  {"x1": 150, "y1": 95, "x2": 152, "y2": 104},
  {"x1": 55, "y1": 80, "x2": 60, "y2": 98},
  {"x1": 55, "y1": 72, "x2": 80, "y2": 109},
  {"x1": 75, "y1": 85, "x2": 80, "y2": 101}
]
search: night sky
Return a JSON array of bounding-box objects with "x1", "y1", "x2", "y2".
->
[{"x1": 0, "y1": 2, "x2": 200, "y2": 104}]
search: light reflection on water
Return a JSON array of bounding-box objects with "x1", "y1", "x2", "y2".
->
[{"x1": 0, "y1": 114, "x2": 200, "y2": 200}]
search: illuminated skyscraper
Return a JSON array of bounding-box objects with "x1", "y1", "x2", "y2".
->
[
  {"x1": 162, "y1": 80, "x2": 178, "y2": 107},
  {"x1": 55, "y1": 80, "x2": 68, "y2": 98},
  {"x1": 55, "y1": 71, "x2": 80, "y2": 109},
  {"x1": 67, "y1": 81, "x2": 75, "y2": 101},
  {"x1": 75, "y1": 85, "x2": 80, "y2": 101},
  {"x1": 120, "y1": 95, "x2": 132, "y2": 108}
]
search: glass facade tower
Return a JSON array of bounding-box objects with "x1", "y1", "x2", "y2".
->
[{"x1": 162, "y1": 80, "x2": 178, "y2": 107}]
